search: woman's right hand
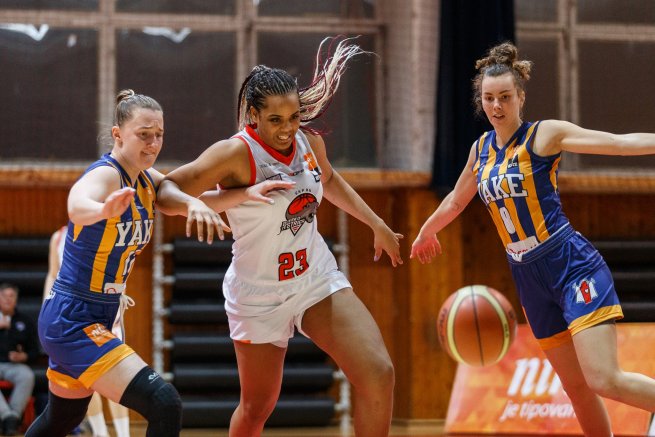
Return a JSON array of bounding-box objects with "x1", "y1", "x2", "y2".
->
[
  {"x1": 410, "y1": 232, "x2": 442, "y2": 264},
  {"x1": 101, "y1": 187, "x2": 136, "y2": 219},
  {"x1": 186, "y1": 198, "x2": 230, "y2": 244}
]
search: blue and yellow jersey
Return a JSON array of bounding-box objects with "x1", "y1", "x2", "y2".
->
[
  {"x1": 472, "y1": 121, "x2": 570, "y2": 258},
  {"x1": 57, "y1": 154, "x2": 156, "y2": 294}
]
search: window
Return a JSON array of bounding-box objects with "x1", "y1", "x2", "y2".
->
[
  {"x1": 0, "y1": 0, "x2": 382, "y2": 167},
  {"x1": 516, "y1": 0, "x2": 655, "y2": 171},
  {"x1": 0, "y1": 1, "x2": 98, "y2": 11},
  {"x1": 257, "y1": 0, "x2": 373, "y2": 18},
  {"x1": 258, "y1": 32, "x2": 377, "y2": 166},
  {"x1": 116, "y1": 29, "x2": 236, "y2": 162},
  {"x1": 115, "y1": 0, "x2": 234, "y2": 14},
  {"x1": 0, "y1": 25, "x2": 98, "y2": 160}
]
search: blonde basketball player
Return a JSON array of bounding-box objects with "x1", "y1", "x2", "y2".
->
[
  {"x1": 30, "y1": 90, "x2": 290, "y2": 437},
  {"x1": 45, "y1": 226, "x2": 131, "y2": 437}
]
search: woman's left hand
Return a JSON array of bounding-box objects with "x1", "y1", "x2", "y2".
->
[
  {"x1": 244, "y1": 180, "x2": 296, "y2": 204},
  {"x1": 372, "y1": 222, "x2": 404, "y2": 267}
]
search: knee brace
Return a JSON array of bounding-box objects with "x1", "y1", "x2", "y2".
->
[
  {"x1": 25, "y1": 392, "x2": 91, "y2": 437},
  {"x1": 119, "y1": 366, "x2": 182, "y2": 437}
]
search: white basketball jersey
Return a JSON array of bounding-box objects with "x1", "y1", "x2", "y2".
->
[{"x1": 225, "y1": 125, "x2": 338, "y2": 286}]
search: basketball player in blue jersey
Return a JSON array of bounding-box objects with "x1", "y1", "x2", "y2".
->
[
  {"x1": 157, "y1": 37, "x2": 403, "y2": 437},
  {"x1": 411, "y1": 42, "x2": 655, "y2": 437},
  {"x1": 28, "y1": 90, "x2": 287, "y2": 437},
  {"x1": 44, "y1": 226, "x2": 131, "y2": 437}
]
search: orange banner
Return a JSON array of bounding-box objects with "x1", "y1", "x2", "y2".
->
[{"x1": 446, "y1": 324, "x2": 655, "y2": 435}]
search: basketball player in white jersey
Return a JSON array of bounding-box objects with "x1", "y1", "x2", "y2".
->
[{"x1": 157, "y1": 37, "x2": 403, "y2": 436}]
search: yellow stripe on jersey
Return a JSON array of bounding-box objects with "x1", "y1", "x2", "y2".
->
[
  {"x1": 73, "y1": 223, "x2": 82, "y2": 241},
  {"x1": 115, "y1": 201, "x2": 140, "y2": 283},
  {"x1": 550, "y1": 156, "x2": 561, "y2": 194},
  {"x1": 515, "y1": 123, "x2": 549, "y2": 241},
  {"x1": 90, "y1": 216, "x2": 120, "y2": 292},
  {"x1": 498, "y1": 139, "x2": 528, "y2": 244},
  {"x1": 479, "y1": 135, "x2": 528, "y2": 247},
  {"x1": 479, "y1": 134, "x2": 495, "y2": 182},
  {"x1": 477, "y1": 133, "x2": 513, "y2": 244}
]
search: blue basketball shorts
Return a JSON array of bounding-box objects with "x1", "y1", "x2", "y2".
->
[
  {"x1": 508, "y1": 224, "x2": 623, "y2": 350},
  {"x1": 39, "y1": 281, "x2": 135, "y2": 390}
]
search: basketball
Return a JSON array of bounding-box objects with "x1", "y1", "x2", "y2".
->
[{"x1": 437, "y1": 285, "x2": 518, "y2": 367}]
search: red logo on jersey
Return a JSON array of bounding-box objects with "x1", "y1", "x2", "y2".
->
[
  {"x1": 575, "y1": 279, "x2": 598, "y2": 304},
  {"x1": 279, "y1": 193, "x2": 319, "y2": 236}
]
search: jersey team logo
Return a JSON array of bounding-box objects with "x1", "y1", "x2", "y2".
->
[
  {"x1": 304, "y1": 153, "x2": 322, "y2": 182},
  {"x1": 574, "y1": 278, "x2": 598, "y2": 304},
  {"x1": 507, "y1": 148, "x2": 520, "y2": 169},
  {"x1": 280, "y1": 193, "x2": 319, "y2": 235}
]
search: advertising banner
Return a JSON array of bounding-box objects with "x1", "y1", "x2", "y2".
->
[{"x1": 446, "y1": 324, "x2": 655, "y2": 435}]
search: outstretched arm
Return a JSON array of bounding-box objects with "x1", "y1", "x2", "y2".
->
[
  {"x1": 309, "y1": 133, "x2": 403, "y2": 267},
  {"x1": 199, "y1": 180, "x2": 296, "y2": 211},
  {"x1": 410, "y1": 144, "x2": 478, "y2": 264},
  {"x1": 156, "y1": 139, "x2": 249, "y2": 215},
  {"x1": 157, "y1": 138, "x2": 294, "y2": 243},
  {"x1": 156, "y1": 139, "x2": 251, "y2": 242},
  {"x1": 68, "y1": 166, "x2": 134, "y2": 226},
  {"x1": 184, "y1": 179, "x2": 295, "y2": 242},
  {"x1": 535, "y1": 119, "x2": 655, "y2": 156},
  {"x1": 158, "y1": 179, "x2": 228, "y2": 243}
]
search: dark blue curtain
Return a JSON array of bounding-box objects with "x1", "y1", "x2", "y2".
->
[{"x1": 431, "y1": 0, "x2": 515, "y2": 193}]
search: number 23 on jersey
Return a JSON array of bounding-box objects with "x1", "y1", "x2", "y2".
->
[{"x1": 278, "y1": 248, "x2": 309, "y2": 281}]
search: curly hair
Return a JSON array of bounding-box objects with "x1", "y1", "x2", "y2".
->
[{"x1": 472, "y1": 42, "x2": 532, "y2": 116}]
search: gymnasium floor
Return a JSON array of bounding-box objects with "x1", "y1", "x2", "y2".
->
[
  {"x1": 177, "y1": 422, "x2": 446, "y2": 436},
  {"x1": 38, "y1": 421, "x2": 448, "y2": 436}
]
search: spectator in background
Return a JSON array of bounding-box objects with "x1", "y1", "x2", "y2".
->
[{"x1": 0, "y1": 283, "x2": 38, "y2": 436}]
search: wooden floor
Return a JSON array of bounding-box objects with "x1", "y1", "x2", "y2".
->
[
  {"x1": 175, "y1": 422, "x2": 446, "y2": 437},
  {"x1": 17, "y1": 421, "x2": 447, "y2": 436}
]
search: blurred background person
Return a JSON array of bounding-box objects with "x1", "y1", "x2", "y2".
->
[{"x1": 0, "y1": 283, "x2": 38, "y2": 436}]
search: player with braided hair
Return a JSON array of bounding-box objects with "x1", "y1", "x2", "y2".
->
[{"x1": 158, "y1": 36, "x2": 402, "y2": 436}]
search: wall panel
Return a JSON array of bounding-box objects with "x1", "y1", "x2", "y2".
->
[{"x1": 2, "y1": 171, "x2": 654, "y2": 421}]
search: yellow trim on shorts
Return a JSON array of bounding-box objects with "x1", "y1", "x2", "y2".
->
[
  {"x1": 47, "y1": 344, "x2": 135, "y2": 390},
  {"x1": 47, "y1": 368, "x2": 87, "y2": 390},
  {"x1": 569, "y1": 305, "x2": 624, "y2": 337},
  {"x1": 536, "y1": 329, "x2": 572, "y2": 350},
  {"x1": 79, "y1": 344, "x2": 135, "y2": 388},
  {"x1": 536, "y1": 305, "x2": 624, "y2": 350}
]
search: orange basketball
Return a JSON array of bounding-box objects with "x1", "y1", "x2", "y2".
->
[{"x1": 437, "y1": 285, "x2": 518, "y2": 367}]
